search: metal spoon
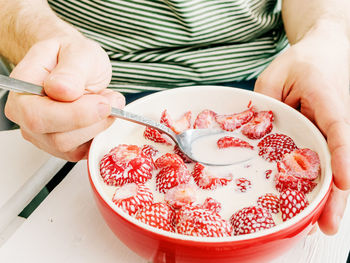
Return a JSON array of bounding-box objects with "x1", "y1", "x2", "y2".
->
[{"x1": 0, "y1": 75, "x2": 254, "y2": 166}]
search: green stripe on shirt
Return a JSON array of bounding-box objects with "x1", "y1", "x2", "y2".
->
[{"x1": 48, "y1": 0, "x2": 288, "y2": 93}]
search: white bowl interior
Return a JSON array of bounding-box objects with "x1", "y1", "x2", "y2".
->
[{"x1": 88, "y1": 86, "x2": 332, "y2": 242}]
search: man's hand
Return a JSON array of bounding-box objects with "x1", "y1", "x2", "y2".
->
[
  {"x1": 5, "y1": 37, "x2": 125, "y2": 161},
  {"x1": 255, "y1": 21, "x2": 350, "y2": 235}
]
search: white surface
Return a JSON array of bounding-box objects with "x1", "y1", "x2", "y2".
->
[
  {"x1": 0, "y1": 217, "x2": 25, "y2": 247},
  {"x1": 0, "y1": 161, "x2": 348, "y2": 263},
  {"x1": 0, "y1": 129, "x2": 66, "y2": 233}
]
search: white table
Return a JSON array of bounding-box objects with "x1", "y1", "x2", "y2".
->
[
  {"x1": 0, "y1": 161, "x2": 349, "y2": 263},
  {"x1": 0, "y1": 130, "x2": 66, "y2": 245}
]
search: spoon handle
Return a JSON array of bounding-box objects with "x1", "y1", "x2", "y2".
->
[
  {"x1": 0, "y1": 75, "x2": 44, "y2": 96},
  {"x1": 0, "y1": 75, "x2": 176, "y2": 140},
  {"x1": 110, "y1": 107, "x2": 176, "y2": 139}
]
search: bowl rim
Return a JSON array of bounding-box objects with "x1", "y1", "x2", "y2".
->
[{"x1": 88, "y1": 85, "x2": 332, "y2": 243}]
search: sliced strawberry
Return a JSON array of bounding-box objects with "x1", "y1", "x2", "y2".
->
[
  {"x1": 176, "y1": 205, "x2": 232, "y2": 237},
  {"x1": 100, "y1": 145, "x2": 153, "y2": 186},
  {"x1": 143, "y1": 127, "x2": 172, "y2": 145},
  {"x1": 257, "y1": 193, "x2": 280, "y2": 214},
  {"x1": 257, "y1": 133, "x2": 298, "y2": 162},
  {"x1": 217, "y1": 136, "x2": 254, "y2": 149},
  {"x1": 275, "y1": 172, "x2": 317, "y2": 194},
  {"x1": 155, "y1": 153, "x2": 184, "y2": 169},
  {"x1": 265, "y1": 169, "x2": 272, "y2": 179},
  {"x1": 192, "y1": 163, "x2": 233, "y2": 190},
  {"x1": 173, "y1": 145, "x2": 193, "y2": 163},
  {"x1": 202, "y1": 197, "x2": 222, "y2": 214},
  {"x1": 136, "y1": 202, "x2": 175, "y2": 232},
  {"x1": 156, "y1": 164, "x2": 191, "y2": 193},
  {"x1": 164, "y1": 183, "x2": 197, "y2": 209},
  {"x1": 280, "y1": 189, "x2": 309, "y2": 221},
  {"x1": 235, "y1": 177, "x2": 252, "y2": 192},
  {"x1": 160, "y1": 109, "x2": 192, "y2": 134},
  {"x1": 277, "y1": 148, "x2": 320, "y2": 180},
  {"x1": 193, "y1": 109, "x2": 218, "y2": 129},
  {"x1": 215, "y1": 108, "x2": 254, "y2": 131},
  {"x1": 141, "y1": 144, "x2": 158, "y2": 158},
  {"x1": 112, "y1": 183, "x2": 153, "y2": 216},
  {"x1": 230, "y1": 206, "x2": 275, "y2": 235},
  {"x1": 241, "y1": 111, "x2": 274, "y2": 139}
]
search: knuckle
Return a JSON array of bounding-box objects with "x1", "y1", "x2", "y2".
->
[
  {"x1": 49, "y1": 133, "x2": 73, "y2": 153},
  {"x1": 22, "y1": 109, "x2": 45, "y2": 134},
  {"x1": 65, "y1": 151, "x2": 85, "y2": 162}
]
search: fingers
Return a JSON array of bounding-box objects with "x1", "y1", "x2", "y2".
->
[
  {"x1": 6, "y1": 89, "x2": 124, "y2": 133},
  {"x1": 9, "y1": 39, "x2": 60, "y2": 85},
  {"x1": 16, "y1": 90, "x2": 125, "y2": 162},
  {"x1": 21, "y1": 116, "x2": 115, "y2": 159},
  {"x1": 318, "y1": 184, "x2": 350, "y2": 235},
  {"x1": 312, "y1": 92, "x2": 350, "y2": 190},
  {"x1": 254, "y1": 54, "x2": 291, "y2": 101},
  {"x1": 44, "y1": 39, "x2": 112, "y2": 101}
]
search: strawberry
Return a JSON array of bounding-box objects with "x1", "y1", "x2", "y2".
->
[
  {"x1": 164, "y1": 183, "x2": 197, "y2": 209},
  {"x1": 202, "y1": 197, "x2": 222, "y2": 214},
  {"x1": 173, "y1": 145, "x2": 193, "y2": 163},
  {"x1": 277, "y1": 148, "x2": 320, "y2": 180},
  {"x1": 136, "y1": 202, "x2": 175, "y2": 232},
  {"x1": 230, "y1": 206, "x2": 275, "y2": 235},
  {"x1": 143, "y1": 127, "x2": 172, "y2": 145},
  {"x1": 235, "y1": 177, "x2": 252, "y2": 192},
  {"x1": 112, "y1": 183, "x2": 153, "y2": 216},
  {"x1": 155, "y1": 153, "x2": 184, "y2": 169},
  {"x1": 217, "y1": 136, "x2": 254, "y2": 149},
  {"x1": 280, "y1": 189, "x2": 309, "y2": 221},
  {"x1": 265, "y1": 169, "x2": 272, "y2": 179},
  {"x1": 257, "y1": 133, "x2": 298, "y2": 162},
  {"x1": 192, "y1": 163, "x2": 233, "y2": 190},
  {"x1": 215, "y1": 108, "x2": 254, "y2": 131},
  {"x1": 241, "y1": 111, "x2": 274, "y2": 139},
  {"x1": 156, "y1": 164, "x2": 191, "y2": 193},
  {"x1": 275, "y1": 172, "x2": 317, "y2": 194},
  {"x1": 193, "y1": 109, "x2": 218, "y2": 129},
  {"x1": 141, "y1": 144, "x2": 158, "y2": 158},
  {"x1": 176, "y1": 205, "x2": 232, "y2": 237},
  {"x1": 257, "y1": 193, "x2": 280, "y2": 214},
  {"x1": 100, "y1": 144, "x2": 153, "y2": 186},
  {"x1": 160, "y1": 109, "x2": 192, "y2": 134}
]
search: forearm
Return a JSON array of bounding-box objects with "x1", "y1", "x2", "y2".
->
[
  {"x1": 282, "y1": 0, "x2": 350, "y2": 44},
  {"x1": 0, "y1": 0, "x2": 82, "y2": 64}
]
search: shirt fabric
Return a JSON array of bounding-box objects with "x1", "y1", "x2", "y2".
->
[{"x1": 48, "y1": 0, "x2": 288, "y2": 93}]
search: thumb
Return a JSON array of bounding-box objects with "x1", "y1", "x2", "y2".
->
[
  {"x1": 44, "y1": 39, "x2": 111, "y2": 102},
  {"x1": 254, "y1": 56, "x2": 290, "y2": 101}
]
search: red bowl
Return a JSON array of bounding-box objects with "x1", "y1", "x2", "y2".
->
[{"x1": 88, "y1": 86, "x2": 332, "y2": 263}]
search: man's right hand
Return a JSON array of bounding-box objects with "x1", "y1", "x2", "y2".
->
[{"x1": 5, "y1": 36, "x2": 125, "y2": 161}]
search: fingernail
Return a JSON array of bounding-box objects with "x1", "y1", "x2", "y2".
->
[
  {"x1": 106, "y1": 93, "x2": 125, "y2": 108},
  {"x1": 98, "y1": 102, "x2": 111, "y2": 119}
]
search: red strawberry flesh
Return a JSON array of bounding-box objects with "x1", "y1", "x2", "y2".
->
[
  {"x1": 280, "y1": 189, "x2": 309, "y2": 221},
  {"x1": 176, "y1": 205, "x2": 232, "y2": 237},
  {"x1": 112, "y1": 183, "x2": 153, "y2": 216},
  {"x1": 257, "y1": 193, "x2": 280, "y2": 214},
  {"x1": 192, "y1": 163, "x2": 233, "y2": 190},
  {"x1": 193, "y1": 109, "x2": 218, "y2": 129},
  {"x1": 217, "y1": 136, "x2": 254, "y2": 149},
  {"x1": 215, "y1": 108, "x2": 254, "y2": 131},
  {"x1": 164, "y1": 183, "x2": 197, "y2": 209},
  {"x1": 277, "y1": 148, "x2": 320, "y2": 180},
  {"x1": 258, "y1": 133, "x2": 298, "y2": 162},
  {"x1": 230, "y1": 206, "x2": 275, "y2": 235},
  {"x1": 136, "y1": 202, "x2": 175, "y2": 232},
  {"x1": 242, "y1": 111, "x2": 274, "y2": 139}
]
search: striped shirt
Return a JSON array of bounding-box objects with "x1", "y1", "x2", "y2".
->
[{"x1": 48, "y1": 0, "x2": 288, "y2": 93}]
